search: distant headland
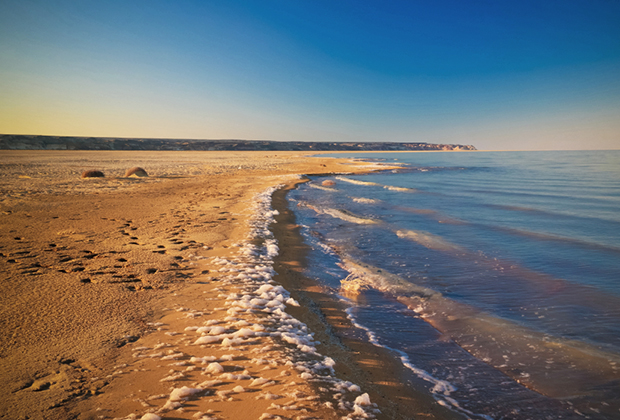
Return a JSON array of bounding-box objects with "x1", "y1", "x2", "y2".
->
[{"x1": 0, "y1": 135, "x2": 476, "y2": 152}]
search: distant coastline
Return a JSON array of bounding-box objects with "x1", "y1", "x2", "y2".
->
[{"x1": 0, "y1": 134, "x2": 476, "y2": 152}]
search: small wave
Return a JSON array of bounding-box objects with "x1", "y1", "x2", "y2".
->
[
  {"x1": 383, "y1": 185, "x2": 417, "y2": 192},
  {"x1": 323, "y1": 208, "x2": 379, "y2": 225},
  {"x1": 395, "y1": 205, "x2": 466, "y2": 224},
  {"x1": 395, "y1": 206, "x2": 437, "y2": 215},
  {"x1": 486, "y1": 224, "x2": 620, "y2": 255},
  {"x1": 339, "y1": 258, "x2": 438, "y2": 299},
  {"x1": 350, "y1": 196, "x2": 379, "y2": 204},
  {"x1": 399, "y1": 292, "x2": 620, "y2": 401},
  {"x1": 339, "y1": 261, "x2": 494, "y2": 419},
  {"x1": 308, "y1": 183, "x2": 336, "y2": 192},
  {"x1": 342, "y1": 306, "x2": 480, "y2": 417},
  {"x1": 493, "y1": 204, "x2": 545, "y2": 213},
  {"x1": 334, "y1": 175, "x2": 416, "y2": 192},
  {"x1": 395, "y1": 229, "x2": 464, "y2": 252},
  {"x1": 334, "y1": 176, "x2": 380, "y2": 186}
]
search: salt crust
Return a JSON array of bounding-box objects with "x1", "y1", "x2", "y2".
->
[{"x1": 124, "y1": 184, "x2": 378, "y2": 419}]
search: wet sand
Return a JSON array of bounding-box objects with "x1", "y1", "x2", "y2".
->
[{"x1": 0, "y1": 150, "x2": 462, "y2": 420}]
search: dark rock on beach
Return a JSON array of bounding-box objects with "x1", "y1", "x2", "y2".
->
[
  {"x1": 124, "y1": 167, "x2": 148, "y2": 177},
  {"x1": 81, "y1": 170, "x2": 104, "y2": 178}
]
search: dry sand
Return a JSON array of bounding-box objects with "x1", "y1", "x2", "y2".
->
[{"x1": 0, "y1": 151, "x2": 462, "y2": 420}]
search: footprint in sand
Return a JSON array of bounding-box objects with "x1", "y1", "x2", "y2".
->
[{"x1": 80, "y1": 250, "x2": 96, "y2": 259}]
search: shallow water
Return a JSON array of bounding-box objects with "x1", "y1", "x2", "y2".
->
[{"x1": 289, "y1": 150, "x2": 620, "y2": 419}]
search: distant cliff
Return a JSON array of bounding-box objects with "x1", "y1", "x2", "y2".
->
[{"x1": 0, "y1": 135, "x2": 476, "y2": 152}]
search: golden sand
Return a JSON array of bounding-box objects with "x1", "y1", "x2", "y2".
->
[{"x1": 0, "y1": 151, "x2": 460, "y2": 420}]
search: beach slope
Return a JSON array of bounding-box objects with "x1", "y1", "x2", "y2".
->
[{"x1": 0, "y1": 151, "x2": 460, "y2": 420}]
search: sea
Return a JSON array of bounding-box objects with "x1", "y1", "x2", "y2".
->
[{"x1": 287, "y1": 150, "x2": 620, "y2": 420}]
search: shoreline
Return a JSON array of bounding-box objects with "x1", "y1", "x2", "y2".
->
[
  {"x1": 269, "y1": 181, "x2": 464, "y2": 420},
  {"x1": 0, "y1": 151, "x2": 463, "y2": 419}
]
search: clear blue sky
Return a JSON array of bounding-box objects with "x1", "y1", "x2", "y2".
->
[{"x1": 1, "y1": 0, "x2": 619, "y2": 150}]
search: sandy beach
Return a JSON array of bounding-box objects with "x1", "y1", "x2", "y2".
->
[{"x1": 0, "y1": 151, "x2": 460, "y2": 420}]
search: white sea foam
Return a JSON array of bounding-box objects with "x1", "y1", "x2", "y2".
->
[
  {"x1": 127, "y1": 181, "x2": 377, "y2": 419},
  {"x1": 169, "y1": 386, "x2": 202, "y2": 401}
]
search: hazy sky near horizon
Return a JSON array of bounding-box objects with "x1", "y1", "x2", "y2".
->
[{"x1": 1, "y1": 0, "x2": 619, "y2": 150}]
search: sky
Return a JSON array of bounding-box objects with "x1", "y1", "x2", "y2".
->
[{"x1": 1, "y1": 0, "x2": 619, "y2": 150}]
